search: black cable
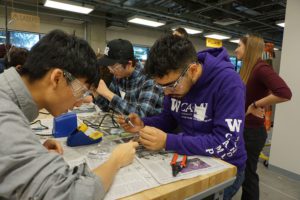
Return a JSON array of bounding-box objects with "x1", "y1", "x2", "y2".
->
[
  {"x1": 82, "y1": 113, "x2": 119, "y2": 129},
  {"x1": 30, "y1": 120, "x2": 51, "y2": 136}
]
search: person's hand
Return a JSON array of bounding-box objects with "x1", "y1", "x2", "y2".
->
[
  {"x1": 246, "y1": 103, "x2": 265, "y2": 118},
  {"x1": 96, "y1": 79, "x2": 115, "y2": 101},
  {"x1": 109, "y1": 141, "x2": 139, "y2": 168},
  {"x1": 117, "y1": 113, "x2": 144, "y2": 133},
  {"x1": 139, "y1": 126, "x2": 167, "y2": 151},
  {"x1": 43, "y1": 139, "x2": 64, "y2": 155},
  {"x1": 82, "y1": 95, "x2": 94, "y2": 103}
]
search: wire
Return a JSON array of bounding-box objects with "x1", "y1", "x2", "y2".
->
[
  {"x1": 30, "y1": 120, "x2": 49, "y2": 131},
  {"x1": 82, "y1": 113, "x2": 120, "y2": 129},
  {"x1": 39, "y1": 111, "x2": 51, "y2": 115}
]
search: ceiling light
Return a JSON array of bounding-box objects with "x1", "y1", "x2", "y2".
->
[
  {"x1": 229, "y1": 38, "x2": 240, "y2": 44},
  {"x1": 204, "y1": 32, "x2": 231, "y2": 40},
  {"x1": 213, "y1": 18, "x2": 240, "y2": 26},
  {"x1": 127, "y1": 15, "x2": 165, "y2": 27},
  {"x1": 0, "y1": 36, "x2": 6, "y2": 39},
  {"x1": 44, "y1": 0, "x2": 94, "y2": 14},
  {"x1": 172, "y1": 26, "x2": 203, "y2": 34},
  {"x1": 276, "y1": 20, "x2": 285, "y2": 28},
  {"x1": 274, "y1": 47, "x2": 279, "y2": 51}
]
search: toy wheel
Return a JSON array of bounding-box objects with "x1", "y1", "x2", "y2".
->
[{"x1": 263, "y1": 160, "x2": 269, "y2": 167}]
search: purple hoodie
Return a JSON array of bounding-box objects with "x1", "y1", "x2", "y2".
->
[{"x1": 143, "y1": 47, "x2": 247, "y2": 171}]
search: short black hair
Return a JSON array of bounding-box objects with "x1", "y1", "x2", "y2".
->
[
  {"x1": 144, "y1": 34, "x2": 197, "y2": 78},
  {"x1": 19, "y1": 29, "x2": 99, "y2": 87},
  {"x1": 4, "y1": 47, "x2": 29, "y2": 69},
  {"x1": 173, "y1": 27, "x2": 188, "y2": 38}
]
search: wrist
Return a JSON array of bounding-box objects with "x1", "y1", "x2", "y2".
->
[
  {"x1": 108, "y1": 155, "x2": 121, "y2": 170},
  {"x1": 90, "y1": 93, "x2": 95, "y2": 103},
  {"x1": 141, "y1": 121, "x2": 145, "y2": 128},
  {"x1": 162, "y1": 133, "x2": 167, "y2": 149},
  {"x1": 105, "y1": 91, "x2": 115, "y2": 101}
]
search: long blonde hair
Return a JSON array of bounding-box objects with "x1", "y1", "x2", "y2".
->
[{"x1": 239, "y1": 35, "x2": 265, "y2": 84}]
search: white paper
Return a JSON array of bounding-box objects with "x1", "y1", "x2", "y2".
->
[
  {"x1": 103, "y1": 159, "x2": 159, "y2": 200},
  {"x1": 136, "y1": 153, "x2": 230, "y2": 184},
  {"x1": 31, "y1": 118, "x2": 54, "y2": 136}
]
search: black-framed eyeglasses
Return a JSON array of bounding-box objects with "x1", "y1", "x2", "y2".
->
[
  {"x1": 156, "y1": 63, "x2": 192, "y2": 90},
  {"x1": 63, "y1": 70, "x2": 91, "y2": 100}
]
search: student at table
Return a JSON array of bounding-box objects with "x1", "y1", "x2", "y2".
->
[
  {"x1": 118, "y1": 34, "x2": 247, "y2": 200},
  {"x1": 94, "y1": 39, "x2": 163, "y2": 117},
  {"x1": 0, "y1": 29, "x2": 138, "y2": 200}
]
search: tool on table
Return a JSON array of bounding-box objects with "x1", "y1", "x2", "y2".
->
[
  {"x1": 112, "y1": 109, "x2": 135, "y2": 128},
  {"x1": 170, "y1": 153, "x2": 187, "y2": 177},
  {"x1": 67, "y1": 123, "x2": 103, "y2": 147},
  {"x1": 124, "y1": 116, "x2": 135, "y2": 128}
]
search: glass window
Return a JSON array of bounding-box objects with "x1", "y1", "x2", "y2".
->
[
  {"x1": 229, "y1": 56, "x2": 237, "y2": 66},
  {"x1": 10, "y1": 31, "x2": 39, "y2": 49},
  {"x1": 0, "y1": 30, "x2": 6, "y2": 44},
  {"x1": 236, "y1": 60, "x2": 242, "y2": 73},
  {"x1": 133, "y1": 46, "x2": 149, "y2": 61}
]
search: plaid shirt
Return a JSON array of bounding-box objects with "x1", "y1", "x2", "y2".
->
[{"x1": 95, "y1": 63, "x2": 163, "y2": 117}]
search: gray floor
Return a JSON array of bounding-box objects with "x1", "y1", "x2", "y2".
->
[
  {"x1": 232, "y1": 133, "x2": 300, "y2": 200},
  {"x1": 232, "y1": 161, "x2": 300, "y2": 200}
]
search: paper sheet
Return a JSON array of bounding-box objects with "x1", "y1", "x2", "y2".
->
[
  {"x1": 31, "y1": 118, "x2": 54, "y2": 136},
  {"x1": 36, "y1": 109, "x2": 231, "y2": 199},
  {"x1": 136, "y1": 154, "x2": 230, "y2": 184}
]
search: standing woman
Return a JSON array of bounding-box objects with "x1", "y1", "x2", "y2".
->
[{"x1": 235, "y1": 35, "x2": 292, "y2": 200}]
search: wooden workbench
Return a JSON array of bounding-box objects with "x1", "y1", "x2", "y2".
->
[{"x1": 122, "y1": 161, "x2": 236, "y2": 200}]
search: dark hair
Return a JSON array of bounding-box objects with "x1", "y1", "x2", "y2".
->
[
  {"x1": 144, "y1": 34, "x2": 197, "y2": 78},
  {"x1": 97, "y1": 57, "x2": 114, "y2": 86},
  {"x1": 4, "y1": 47, "x2": 29, "y2": 69},
  {"x1": 19, "y1": 29, "x2": 99, "y2": 86},
  {"x1": 173, "y1": 27, "x2": 188, "y2": 38},
  {"x1": 120, "y1": 59, "x2": 136, "y2": 69}
]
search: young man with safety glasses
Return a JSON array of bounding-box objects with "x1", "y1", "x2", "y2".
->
[
  {"x1": 0, "y1": 30, "x2": 138, "y2": 200},
  {"x1": 118, "y1": 34, "x2": 247, "y2": 200},
  {"x1": 94, "y1": 39, "x2": 163, "y2": 117}
]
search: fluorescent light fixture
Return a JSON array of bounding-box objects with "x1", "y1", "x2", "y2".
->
[
  {"x1": 204, "y1": 32, "x2": 231, "y2": 40},
  {"x1": 229, "y1": 38, "x2": 240, "y2": 44},
  {"x1": 44, "y1": 0, "x2": 94, "y2": 14},
  {"x1": 172, "y1": 26, "x2": 203, "y2": 34},
  {"x1": 127, "y1": 15, "x2": 165, "y2": 27},
  {"x1": 276, "y1": 20, "x2": 285, "y2": 27},
  {"x1": 0, "y1": 36, "x2": 6, "y2": 39},
  {"x1": 274, "y1": 47, "x2": 279, "y2": 51}
]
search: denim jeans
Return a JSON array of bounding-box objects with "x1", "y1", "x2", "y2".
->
[{"x1": 223, "y1": 169, "x2": 245, "y2": 200}]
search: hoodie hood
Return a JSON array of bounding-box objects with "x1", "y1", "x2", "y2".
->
[{"x1": 196, "y1": 47, "x2": 234, "y2": 89}]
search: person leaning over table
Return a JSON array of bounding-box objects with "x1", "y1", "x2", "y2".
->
[
  {"x1": 92, "y1": 39, "x2": 163, "y2": 117},
  {"x1": 118, "y1": 34, "x2": 247, "y2": 200},
  {"x1": 0, "y1": 29, "x2": 138, "y2": 200}
]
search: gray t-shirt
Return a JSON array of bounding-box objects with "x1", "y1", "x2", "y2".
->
[{"x1": 0, "y1": 68, "x2": 105, "y2": 200}]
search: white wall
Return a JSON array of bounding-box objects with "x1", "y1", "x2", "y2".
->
[
  {"x1": 269, "y1": 0, "x2": 300, "y2": 176},
  {"x1": 86, "y1": 20, "x2": 106, "y2": 52},
  {"x1": 106, "y1": 25, "x2": 163, "y2": 48}
]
